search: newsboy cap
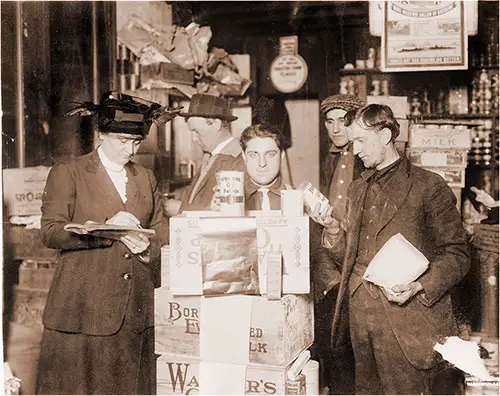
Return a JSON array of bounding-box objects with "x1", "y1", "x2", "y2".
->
[
  {"x1": 320, "y1": 94, "x2": 365, "y2": 115},
  {"x1": 180, "y1": 94, "x2": 238, "y2": 121},
  {"x1": 66, "y1": 91, "x2": 181, "y2": 136}
]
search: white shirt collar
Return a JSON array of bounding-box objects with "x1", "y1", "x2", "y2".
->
[
  {"x1": 211, "y1": 136, "x2": 235, "y2": 156},
  {"x1": 251, "y1": 177, "x2": 279, "y2": 190},
  {"x1": 98, "y1": 146, "x2": 125, "y2": 172}
]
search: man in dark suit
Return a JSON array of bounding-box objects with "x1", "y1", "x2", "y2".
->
[
  {"x1": 240, "y1": 123, "x2": 285, "y2": 211},
  {"x1": 210, "y1": 123, "x2": 285, "y2": 211},
  {"x1": 310, "y1": 104, "x2": 470, "y2": 394},
  {"x1": 169, "y1": 94, "x2": 245, "y2": 214}
]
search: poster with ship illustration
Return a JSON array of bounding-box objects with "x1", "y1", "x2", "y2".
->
[{"x1": 382, "y1": 1, "x2": 468, "y2": 71}]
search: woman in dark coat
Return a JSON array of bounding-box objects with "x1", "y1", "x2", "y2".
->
[{"x1": 36, "y1": 92, "x2": 175, "y2": 394}]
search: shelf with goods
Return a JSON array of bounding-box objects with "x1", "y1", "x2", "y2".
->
[{"x1": 338, "y1": 62, "x2": 499, "y2": 206}]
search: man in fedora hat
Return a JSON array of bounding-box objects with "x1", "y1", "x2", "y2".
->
[{"x1": 168, "y1": 94, "x2": 245, "y2": 214}]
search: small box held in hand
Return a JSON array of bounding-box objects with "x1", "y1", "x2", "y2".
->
[{"x1": 297, "y1": 182, "x2": 330, "y2": 215}]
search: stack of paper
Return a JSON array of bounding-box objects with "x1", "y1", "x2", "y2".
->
[
  {"x1": 363, "y1": 233, "x2": 429, "y2": 289},
  {"x1": 434, "y1": 337, "x2": 495, "y2": 381}
]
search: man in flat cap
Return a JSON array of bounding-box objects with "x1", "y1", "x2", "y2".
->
[
  {"x1": 168, "y1": 94, "x2": 245, "y2": 214},
  {"x1": 311, "y1": 93, "x2": 365, "y2": 394}
]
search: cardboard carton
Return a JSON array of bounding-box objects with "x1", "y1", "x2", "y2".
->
[
  {"x1": 168, "y1": 215, "x2": 310, "y2": 295},
  {"x1": 409, "y1": 149, "x2": 468, "y2": 168},
  {"x1": 409, "y1": 124, "x2": 471, "y2": 149},
  {"x1": 2, "y1": 166, "x2": 51, "y2": 216}
]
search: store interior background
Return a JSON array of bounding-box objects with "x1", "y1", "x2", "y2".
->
[{"x1": 1, "y1": 1, "x2": 499, "y2": 394}]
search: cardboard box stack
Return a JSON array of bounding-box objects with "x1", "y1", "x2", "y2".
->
[
  {"x1": 408, "y1": 123, "x2": 471, "y2": 211},
  {"x1": 156, "y1": 207, "x2": 318, "y2": 395}
]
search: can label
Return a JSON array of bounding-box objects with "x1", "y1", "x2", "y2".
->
[{"x1": 216, "y1": 171, "x2": 245, "y2": 216}]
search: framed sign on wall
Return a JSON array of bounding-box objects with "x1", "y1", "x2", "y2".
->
[
  {"x1": 381, "y1": 0, "x2": 468, "y2": 72},
  {"x1": 269, "y1": 36, "x2": 309, "y2": 94}
]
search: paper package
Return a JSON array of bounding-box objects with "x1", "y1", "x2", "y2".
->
[{"x1": 199, "y1": 217, "x2": 259, "y2": 296}]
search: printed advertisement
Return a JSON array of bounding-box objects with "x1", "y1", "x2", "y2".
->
[{"x1": 382, "y1": 1, "x2": 467, "y2": 71}]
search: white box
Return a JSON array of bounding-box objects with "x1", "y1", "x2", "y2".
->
[
  {"x1": 256, "y1": 216, "x2": 310, "y2": 295},
  {"x1": 409, "y1": 149, "x2": 468, "y2": 168},
  {"x1": 156, "y1": 354, "x2": 307, "y2": 395},
  {"x1": 169, "y1": 215, "x2": 310, "y2": 295},
  {"x1": 154, "y1": 290, "x2": 314, "y2": 366},
  {"x1": 160, "y1": 245, "x2": 171, "y2": 289},
  {"x1": 2, "y1": 166, "x2": 51, "y2": 216},
  {"x1": 410, "y1": 124, "x2": 471, "y2": 149},
  {"x1": 426, "y1": 167, "x2": 466, "y2": 187}
]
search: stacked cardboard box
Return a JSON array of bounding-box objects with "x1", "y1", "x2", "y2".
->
[
  {"x1": 156, "y1": 211, "x2": 318, "y2": 395},
  {"x1": 408, "y1": 123, "x2": 471, "y2": 212}
]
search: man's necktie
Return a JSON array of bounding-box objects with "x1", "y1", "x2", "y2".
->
[{"x1": 259, "y1": 188, "x2": 271, "y2": 211}]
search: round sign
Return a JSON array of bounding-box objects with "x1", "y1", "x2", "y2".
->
[{"x1": 269, "y1": 54, "x2": 308, "y2": 93}]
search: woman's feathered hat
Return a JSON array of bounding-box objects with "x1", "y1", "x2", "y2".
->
[{"x1": 66, "y1": 91, "x2": 183, "y2": 136}]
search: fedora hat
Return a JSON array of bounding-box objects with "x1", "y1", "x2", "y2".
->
[{"x1": 180, "y1": 94, "x2": 238, "y2": 121}]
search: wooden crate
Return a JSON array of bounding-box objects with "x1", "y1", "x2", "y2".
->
[
  {"x1": 155, "y1": 290, "x2": 314, "y2": 366},
  {"x1": 156, "y1": 354, "x2": 307, "y2": 395},
  {"x1": 472, "y1": 225, "x2": 499, "y2": 338},
  {"x1": 18, "y1": 260, "x2": 56, "y2": 290},
  {"x1": 6, "y1": 227, "x2": 59, "y2": 261},
  {"x1": 10, "y1": 286, "x2": 48, "y2": 332}
]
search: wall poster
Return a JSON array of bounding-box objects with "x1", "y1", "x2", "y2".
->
[{"x1": 382, "y1": 1, "x2": 468, "y2": 72}]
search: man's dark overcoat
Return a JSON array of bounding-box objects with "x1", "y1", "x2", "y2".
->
[{"x1": 323, "y1": 158, "x2": 470, "y2": 369}]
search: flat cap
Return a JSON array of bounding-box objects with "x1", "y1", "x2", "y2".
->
[{"x1": 320, "y1": 94, "x2": 365, "y2": 115}]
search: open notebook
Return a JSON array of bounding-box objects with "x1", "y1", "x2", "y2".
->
[{"x1": 64, "y1": 221, "x2": 155, "y2": 241}]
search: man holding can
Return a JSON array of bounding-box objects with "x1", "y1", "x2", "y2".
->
[
  {"x1": 211, "y1": 123, "x2": 285, "y2": 211},
  {"x1": 167, "y1": 94, "x2": 245, "y2": 215}
]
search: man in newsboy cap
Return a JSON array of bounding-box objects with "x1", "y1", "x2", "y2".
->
[
  {"x1": 311, "y1": 93, "x2": 365, "y2": 394},
  {"x1": 168, "y1": 94, "x2": 245, "y2": 214}
]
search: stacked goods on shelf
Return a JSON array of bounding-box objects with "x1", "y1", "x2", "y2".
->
[
  {"x1": 156, "y1": 205, "x2": 318, "y2": 395},
  {"x1": 468, "y1": 118, "x2": 496, "y2": 167},
  {"x1": 408, "y1": 122, "x2": 471, "y2": 210},
  {"x1": 3, "y1": 166, "x2": 59, "y2": 332}
]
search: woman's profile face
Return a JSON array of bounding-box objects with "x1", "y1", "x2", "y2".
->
[{"x1": 99, "y1": 132, "x2": 143, "y2": 166}]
